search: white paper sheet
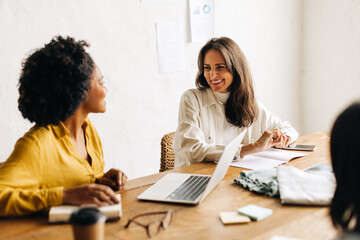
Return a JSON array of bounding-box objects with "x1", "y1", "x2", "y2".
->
[
  {"x1": 156, "y1": 21, "x2": 186, "y2": 73},
  {"x1": 189, "y1": 0, "x2": 215, "y2": 43}
]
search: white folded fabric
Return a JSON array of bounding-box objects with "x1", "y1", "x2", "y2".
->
[{"x1": 277, "y1": 165, "x2": 336, "y2": 205}]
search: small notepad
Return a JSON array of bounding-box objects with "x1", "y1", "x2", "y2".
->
[
  {"x1": 237, "y1": 204, "x2": 273, "y2": 221},
  {"x1": 219, "y1": 211, "x2": 251, "y2": 225}
]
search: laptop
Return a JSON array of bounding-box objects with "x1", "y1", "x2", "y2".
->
[{"x1": 137, "y1": 130, "x2": 247, "y2": 205}]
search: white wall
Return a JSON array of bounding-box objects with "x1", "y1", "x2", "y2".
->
[
  {"x1": 0, "y1": 0, "x2": 301, "y2": 179},
  {"x1": 216, "y1": 0, "x2": 302, "y2": 131},
  {"x1": 302, "y1": 0, "x2": 360, "y2": 134}
]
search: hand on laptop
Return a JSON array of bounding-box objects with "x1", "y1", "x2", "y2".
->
[{"x1": 98, "y1": 168, "x2": 128, "y2": 191}]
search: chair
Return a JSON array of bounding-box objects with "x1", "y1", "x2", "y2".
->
[{"x1": 159, "y1": 132, "x2": 175, "y2": 172}]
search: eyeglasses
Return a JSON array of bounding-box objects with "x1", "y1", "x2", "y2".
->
[{"x1": 124, "y1": 210, "x2": 172, "y2": 238}]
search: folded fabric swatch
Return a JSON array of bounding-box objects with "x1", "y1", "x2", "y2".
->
[
  {"x1": 234, "y1": 168, "x2": 279, "y2": 197},
  {"x1": 277, "y1": 164, "x2": 336, "y2": 205}
]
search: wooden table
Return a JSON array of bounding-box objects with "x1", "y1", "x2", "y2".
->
[{"x1": 0, "y1": 132, "x2": 337, "y2": 240}]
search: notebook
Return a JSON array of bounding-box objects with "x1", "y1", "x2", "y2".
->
[
  {"x1": 230, "y1": 148, "x2": 307, "y2": 170},
  {"x1": 137, "y1": 131, "x2": 247, "y2": 205},
  {"x1": 219, "y1": 211, "x2": 251, "y2": 225},
  {"x1": 48, "y1": 194, "x2": 122, "y2": 223}
]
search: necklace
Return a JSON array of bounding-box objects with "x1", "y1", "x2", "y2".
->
[{"x1": 212, "y1": 91, "x2": 225, "y2": 105}]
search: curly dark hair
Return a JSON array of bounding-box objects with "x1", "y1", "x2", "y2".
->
[{"x1": 18, "y1": 35, "x2": 94, "y2": 126}]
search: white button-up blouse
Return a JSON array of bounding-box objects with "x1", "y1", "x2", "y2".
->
[{"x1": 173, "y1": 88, "x2": 299, "y2": 168}]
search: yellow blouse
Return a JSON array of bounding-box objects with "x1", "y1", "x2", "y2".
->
[{"x1": 0, "y1": 118, "x2": 105, "y2": 216}]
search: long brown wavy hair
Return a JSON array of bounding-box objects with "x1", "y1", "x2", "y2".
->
[{"x1": 195, "y1": 37, "x2": 258, "y2": 128}]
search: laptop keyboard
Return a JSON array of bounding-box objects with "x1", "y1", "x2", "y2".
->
[{"x1": 166, "y1": 175, "x2": 210, "y2": 201}]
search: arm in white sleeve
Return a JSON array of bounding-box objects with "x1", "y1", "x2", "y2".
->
[{"x1": 173, "y1": 90, "x2": 228, "y2": 167}]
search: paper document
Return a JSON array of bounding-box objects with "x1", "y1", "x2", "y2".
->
[
  {"x1": 231, "y1": 149, "x2": 307, "y2": 170},
  {"x1": 156, "y1": 21, "x2": 185, "y2": 73},
  {"x1": 189, "y1": 0, "x2": 214, "y2": 43}
]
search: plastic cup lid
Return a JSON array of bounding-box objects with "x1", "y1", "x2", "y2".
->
[{"x1": 70, "y1": 208, "x2": 106, "y2": 226}]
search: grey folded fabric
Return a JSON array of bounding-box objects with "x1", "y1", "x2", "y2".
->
[{"x1": 234, "y1": 168, "x2": 279, "y2": 197}]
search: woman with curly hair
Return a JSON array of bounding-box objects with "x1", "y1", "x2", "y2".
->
[
  {"x1": 0, "y1": 36, "x2": 127, "y2": 216},
  {"x1": 173, "y1": 37, "x2": 298, "y2": 167},
  {"x1": 330, "y1": 103, "x2": 360, "y2": 239}
]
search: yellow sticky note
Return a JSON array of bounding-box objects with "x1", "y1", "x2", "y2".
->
[{"x1": 219, "y1": 211, "x2": 251, "y2": 225}]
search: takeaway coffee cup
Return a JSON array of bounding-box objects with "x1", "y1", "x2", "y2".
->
[{"x1": 70, "y1": 208, "x2": 106, "y2": 240}]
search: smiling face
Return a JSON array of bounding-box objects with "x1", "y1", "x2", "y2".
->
[
  {"x1": 82, "y1": 64, "x2": 107, "y2": 113},
  {"x1": 203, "y1": 49, "x2": 233, "y2": 93}
]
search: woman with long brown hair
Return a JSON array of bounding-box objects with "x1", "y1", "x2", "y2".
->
[{"x1": 173, "y1": 37, "x2": 298, "y2": 168}]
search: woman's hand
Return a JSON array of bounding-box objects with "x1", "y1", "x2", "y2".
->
[
  {"x1": 272, "y1": 132, "x2": 291, "y2": 148},
  {"x1": 62, "y1": 183, "x2": 119, "y2": 206},
  {"x1": 240, "y1": 129, "x2": 291, "y2": 158},
  {"x1": 98, "y1": 168, "x2": 128, "y2": 191},
  {"x1": 256, "y1": 129, "x2": 291, "y2": 150}
]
